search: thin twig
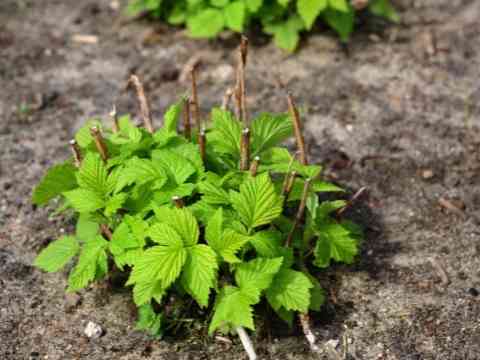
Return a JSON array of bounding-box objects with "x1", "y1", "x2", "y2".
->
[
  {"x1": 282, "y1": 171, "x2": 297, "y2": 200},
  {"x1": 110, "y1": 104, "x2": 119, "y2": 133},
  {"x1": 199, "y1": 127, "x2": 206, "y2": 163},
  {"x1": 190, "y1": 65, "x2": 201, "y2": 131},
  {"x1": 238, "y1": 36, "x2": 249, "y2": 126},
  {"x1": 285, "y1": 178, "x2": 311, "y2": 247},
  {"x1": 128, "y1": 74, "x2": 154, "y2": 133},
  {"x1": 69, "y1": 139, "x2": 82, "y2": 168},
  {"x1": 172, "y1": 196, "x2": 184, "y2": 209},
  {"x1": 100, "y1": 224, "x2": 113, "y2": 240},
  {"x1": 250, "y1": 156, "x2": 260, "y2": 177},
  {"x1": 182, "y1": 97, "x2": 191, "y2": 141},
  {"x1": 90, "y1": 126, "x2": 108, "y2": 162},
  {"x1": 240, "y1": 127, "x2": 250, "y2": 170},
  {"x1": 336, "y1": 186, "x2": 368, "y2": 216},
  {"x1": 287, "y1": 93, "x2": 308, "y2": 165},
  {"x1": 299, "y1": 313, "x2": 320, "y2": 352},
  {"x1": 235, "y1": 326, "x2": 257, "y2": 360},
  {"x1": 222, "y1": 87, "x2": 234, "y2": 111}
]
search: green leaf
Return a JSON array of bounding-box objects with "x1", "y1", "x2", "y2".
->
[
  {"x1": 198, "y1": 181, "x2": 230, "y2": 205},
  {"x1": 154, "y1": 208, "x2": 199, "y2": 247},
  {"x1": 163, "y1": 99, "x2": 184, "y2": 133},
  {"x1": 110, "y1": 222, "x2": 139, "y2": 255},
  {"x1": 187, "y1": 8, "x2": 225, "y2": 38},
  {"x1": 77, "y1": 153, "x2": 108, "y2": 195},
  {"x1": 152, "y1": 150, "x2": 196, "y2": 185},
  {"x1": 208, "y1": 228, "x2": 249, "y2": 263},
  {"x1": 251, "y1": 113, "x2": 293, "y2": 156},
  {"x1": 230, "y1": 173, "x2": 283, "y2": 230},
  {"x1": 104, "y1": 193, "x2": 127, "y2": 217},
  {"x1": 127, "y1": 245, "x2": 187, "y2": 289},
  {"x1": 75, "y1": 119, "x2": 102, "y2": 148},
  {"x1": 235, "y1": 257, "x2": 283, "y2": 303},
  {"x1": 211, "y1": 0, "x2": 229, "y2": 6},
  {"x1": 323, "y1": 7, "x2": 354, "y2": 42},
  {"x1": 136, "y1": 303, "x2": 163, "y2": 337},
  {"x1": 312, "y1": 180, "x2": 344, "y2": 192},
  {"x1": 208, "y1": 108, "x2": 242, "y2": 157},
  {"x1": 245, "y1": 0, "x2": 263, "y2": 12},
  {"x1": 249, "y1": 231, "x2": 283, "y2": 258},
  {"x1": 224, "y1": 1, "x2": 246, "y2": 32},
  {"x1": 32, "y1": 162, "x2": 77, "y2": 205},
  {"x1": 67, "y1": 236, "x2": 109, "y2": 292},
  {"x1": 266, "y1": 268, "x2": 313, "y2": 313},
  {"x1": 313, "y1": 221, "x2": 359, "y2": 267},
  {"x1": 369, "y1": 0, "x2": 400, "y2": 22},
  {"x1": 328, "y1": 0, "x2": 348, "y2": 12},
  {"x1": 34, "y1": 236, "x2": 79, "y2": 272},
  {"x1": 76, "y1": 215, "x2": 99, "y2": 242},
  {"x1": 133, "y1": 279, "x2": 165, "y2": 306},
  {"x1": 264, "y1": 16, "x2": 304, "y2": 52},
  {"x1": 316, "y1": 200, "x2": 346, "y2": 220},
  {"x1": 115, "y1": 157, "x2": 167, "y2": 193},
  {"x1": 209, "y1": 286, "x2": 255, "y2": 334},
  {"x1": 181, "y1": 244, "x2": 218, "y2": 307},
  {"x1": 306, "y1": 274, "x2": 325, "y2": 311},
  {"x1": 63, "y1": 188, "x2": 105, "y2": 213},
  {"x1": 297, "y1": 0, "x2": 327, "y2": 29},
  {"x1": 148, "y1": 223, "x2": 184, "y2": 248}
]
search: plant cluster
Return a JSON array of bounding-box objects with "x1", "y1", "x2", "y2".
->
[
  {"x1": 127, "y1": 0, "x2": 398, "y2": 51},
  {"x1": 33, "y1": 39, "x2": 362, "y2": 356}
]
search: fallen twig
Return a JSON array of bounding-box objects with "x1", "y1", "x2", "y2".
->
[
  {"x1": 128, "y1": 75, "x2": 154, "y2": 133},
  {"x1": 90, "y1": 126, "x2": 108, "y2": 162}
]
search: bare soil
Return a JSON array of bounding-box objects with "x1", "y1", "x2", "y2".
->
[{"x1": 1, "y1": 0, "x2": 479, "y2": 359}]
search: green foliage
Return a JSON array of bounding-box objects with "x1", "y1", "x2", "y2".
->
[
  {"x1": 32, "y1": 87, "x2": 362, "y2": 340},
  {"x1": 126, "y1": 0, "x2": 399, "y2": 51}
]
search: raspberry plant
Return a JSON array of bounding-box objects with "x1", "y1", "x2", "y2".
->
[
  {"x1": 127, "y1": 0, "x2": 399, "y2": 51},
  {"x1": 33, "y1": 39, "x2": 362, "y2": 357}
]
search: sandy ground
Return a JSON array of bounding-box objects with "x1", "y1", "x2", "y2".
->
[{"x1": 1, "y1": 0, "x2": 479, "y2": 359}]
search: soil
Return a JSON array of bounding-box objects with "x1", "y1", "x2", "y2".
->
[{"x1": 1, "y1": 0, "x2": 480, "y2": 359}]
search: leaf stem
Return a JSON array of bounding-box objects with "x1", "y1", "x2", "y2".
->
[
  {"x1": 199, "y1": 127, "x2": 206, "y2": 163},
  {"x1": 69, "y1": 139, "x2": 82, "y2": 168},
  {"x1": 240, "y1": 127, "x2": 250, "y2": 171},
  {"x1": 128, "y1": 75, "x2": 154, "y2": 133},
  {"x1": 235, "y1": 326, "x2": 257, "y2": 360},
  {"x1": 110, "y1": 104, "x2": 119, "y2": 133},
  {"x1": 172, "y1": 196, "x2": 184, "y2": 209},
  {"x1": 183, "y1": 97, "x2": 191, "y2": 141},
  {"x1": 285, "y1": 178, "x2": 311, "y2": 247},
  {"x1": 287, "y1": 93, "x2": 308, "y2": 165},
  {"x1": 249, "y1": 156, "x2": 259, "y2": 177},
  {"x1": 90, "y1": 126, "x2": 108, "y2": 163}
]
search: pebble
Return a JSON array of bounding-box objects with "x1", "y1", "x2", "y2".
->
[
  {"x1": 468, "y1": 288, "x2": 479, "y2": 297},
  {"x1": 84, "y1": 321, "x2": 103, "y2": 339},
  {"x1": 422, "y1": 169, "x2": 434, "y2": 179}
]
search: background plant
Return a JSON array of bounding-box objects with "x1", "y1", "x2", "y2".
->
[
  {"x1": 32, "y1": 39, "x2": 362, "y2": 357},
  {"x1": 127, "y1": 0, "x2": 399, "y2": 51}
]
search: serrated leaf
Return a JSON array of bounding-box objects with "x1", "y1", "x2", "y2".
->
[
  {"x1": 148, "y1": 223, "x2": 184, "y2": 248},
  {"x1": 198, "y1": 181, "x2": 230, "y2": 205},
  {"x1": 249, "y1": 231, "x2": 283, "y2": 258},
  {"x1": 75, "y1": 119, "x2": 102, "y2": 148},
  {"x1": 152, "y1": 150, "x2": 196, "y2": 185},
  {"x1": 313, "y1": 221, "x2": 358, "y2": 267},
  {"x1": 245, "y1": 0, "x2": 263, "y2": 12},
  {"x1": 306, "y1": 274, "x2": 325, "y2": 311},
  {"x1": 104, "y1": 193, "x2": 127, "y2": 217},
  {"x1": 315, "y1": 200, "x2": 346, "y2": 220},
  {"x1": 154, "y1": 208, "x2": 199, "y2": 247},
  {"x1": 34, "y1": 236, "x2": 79, "y2": 272},
  {"x1": 297, "y1": 0, "x2": 327, "y2": 29},
  {"x1": 211, "y1": 0, "x2": 229, "y2": 6},
  {"x1": 76, "y1": 214, "x2": 99, "y2": 242},
  {"x1": 207, "y1": 108, "x2": 242, "y2": 157},
  {"x1": 153, "y1": 182, "x2": 196, "y2": 205},
  {"x1": 369, "y1": 0, "x2": 399, "y2": 22},
  {"x1": 235, "y1": 257, "x2": 283, "y2": 303},
  {"x1": 323, "y1": 6, "x2": 354, "y2": 42},
  {"x1": 181, "y1": 244, "x2": 218, "y2": 307},
  {"x1": 63, "y1": 188, "x2": 105, "y2": 213},
  {"x1": 110, "y1": 222, "x2": 139, "y2": 255},
  {"x1": 128, "y1": 245, "x2": 187, "y2": 289},
  {"x1": 208, "y1": 227, "x2": 250, "y2": 264},
  {"x1": 187, "y1": 8, "x2": 225, "y2": 38},
  {"x1": 251, "y1": 113, "x2": 293, "y2": 156},
  {"x1": 77, "y1": 153, "x2": 108, "y2": 195},
  {"x1": 264, "y1": 16, "x2": 304, "y2": 52},
  {"x1": 266, "y1": 268, "x2": 313, "y2": 313},
  {"x1": 230, "y1": 173, "x2": 283, "y2": 230},
  {"x1": 312, "y1": 180, "x2": 344, "y2": 192},
  {"x1": 115, "y1": 157, "x2": 167, "y2": 193},
  {"x1": 32, "y1": 162, "x2": 77, "y2": 206},
  {"x1": 189, "y1": 199, "x2": 218, "y2": 225},
  {"x1": 136, "y1": 303, "x2": 164, "y2": 337},
  {"x1": 224, "y1": 1, "x2": 245, "y2": 32},
  {"x1": 133, "y1": 279, "x2": 165, "y2": 306},
  {"x1": 163, "y1": 99, "x2": 184, "y2": 133},
  {"x1": 67, "y1": 236, "x2": 108, "y2": 292},
  {"x1": 328, "y1": 0, "x2": 348, "y2": 12},
  {"x1": 209, "y1": 286, "x2": 255, "y2": 334}
]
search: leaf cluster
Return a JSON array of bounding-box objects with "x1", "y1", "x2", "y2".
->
[
  {"x1": 33, "y1": 90, "x2": 362, "y2": 339},
  {"x1": 126, "y1": 0, "x2": 399, "y2": 51}
]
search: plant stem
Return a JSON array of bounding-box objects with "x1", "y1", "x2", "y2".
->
[
  {"x1": 69, "y1": 139, "x2": 82, "y2": 168},
  {"x1": 285, "y1": 178, "x2": 311, "y2": 247},
  {"x1": 238, "y1": 36, "x2": 249, "y2": 126},
  {"x1": 110, "y1": 105, "x2": 119, "y2": 133},
  {"x1": 128, "y1": 75, "x2": 154, "y2": 133},
  {"x1": 182, "y1": 97, "x2": 191, "y2": 141},
  {"x1": 100, "y1": 224, "x2": 113, "y2": 240},
  {"x1": 249, "y1": 156, "x2": 259, "y2": 177},
  {"x1": 287, "y1": 93, "x2": 308, "y2": 165},
  {"x1": 190, "y1": 65, "x2": 201, "y2": 131},
  {"x1": 222, "y1": 87, "x2": 234, "y2": 111},
  {"x1": 281, "y1": 171, "x2": 297, "y2": 199},
  {"x1": 90, "y1": 126, "x2": 108, "y2": 162},
  {"x1": 199, "y1": 127, "x2": 206, "y2": 163},
  {"x1": 298, "y1": 313, "x2": 320, "y2": 352},
  {"x1": 240, "y1": 127, "x2": 250, "y2": 170},
  {"x1": 172, "y1": 196, "x2": 184, "y2": 209},
  {"x1": 235, "y1": 326, "x2": 257, "y2": 360}
]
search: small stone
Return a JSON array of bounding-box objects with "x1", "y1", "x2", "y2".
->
[
  {"x1": 422, "y1": 169, "x2": 434, "y2": 179},
  {"x1": 84, "y1": 321, "x2": 103, "y2": 339},
  {"x1": 325, "y1": 339, "x2": 339, "y2": 349}
]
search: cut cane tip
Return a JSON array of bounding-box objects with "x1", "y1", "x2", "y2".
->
[{"x1": 69, "y1": 139, "x2": 77, "y2": 145}]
